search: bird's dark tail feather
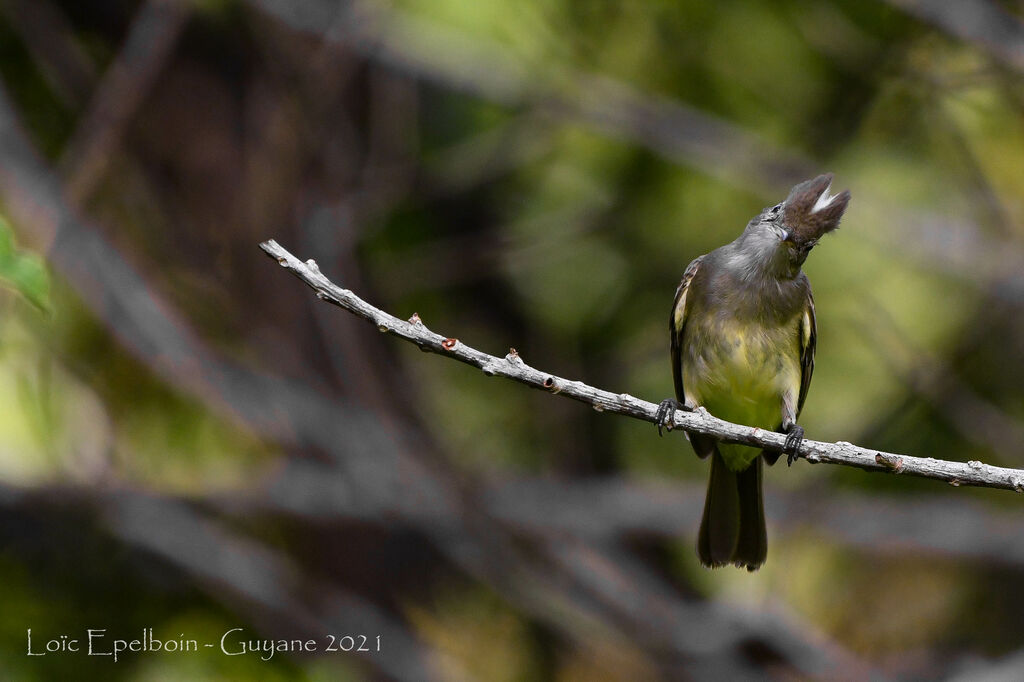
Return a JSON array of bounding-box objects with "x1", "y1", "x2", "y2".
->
[{"x1": 697, "y1": 450, "x2": 766, "y2": 571}]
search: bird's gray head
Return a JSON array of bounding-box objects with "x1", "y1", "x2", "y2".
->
[{"x1": 734, "y1": 173, "x2": 851, "y2": 280}]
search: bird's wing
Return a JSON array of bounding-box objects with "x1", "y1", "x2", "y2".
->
[
  {"x1": 797, "y1": 289, "x2": 816, "y2": 417},
  {"x1": 670, "y1": 255, "x2": 705, "y2": 403}
]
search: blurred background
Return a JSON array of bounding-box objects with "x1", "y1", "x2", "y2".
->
[{"x1": 0, "y1": 0, "x2": 1023, "y2": 679}]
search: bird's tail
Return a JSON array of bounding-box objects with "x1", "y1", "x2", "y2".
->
[{"x1": 697, "y1": 449, "x2": 766, "y2": 570}]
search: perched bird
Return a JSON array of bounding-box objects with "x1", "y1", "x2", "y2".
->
[{"x1": 656, "y1": 174, "x2": 850, "y2": 570}]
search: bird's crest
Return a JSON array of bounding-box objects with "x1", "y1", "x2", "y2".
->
[{"x1": 782, "y1": 173, "x2": 850, "y2": 243}]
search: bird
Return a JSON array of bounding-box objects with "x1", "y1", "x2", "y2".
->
[{"x1": 655, "y1": 173, "x2": 850, "y2": 570}]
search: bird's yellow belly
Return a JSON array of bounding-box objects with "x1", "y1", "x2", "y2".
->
[{"x1": 683, "y1": 322, "x2": 800, "y2": 470}]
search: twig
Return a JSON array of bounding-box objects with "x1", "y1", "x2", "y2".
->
[
  {"x1": 261, "y1": 239, "x2": 1024, "y2": 494},
  {"x1": 0, "y1": 44, "x2": 881, "y2": 677},
  {"x1": 0, "y1": 87, "x2": 859, "y2": 672}
]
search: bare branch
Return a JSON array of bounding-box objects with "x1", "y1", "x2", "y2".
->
[
  {"x1": 0, "y1": 82, "x2": 860, "y2": 672},
  {"x1": 261, "y1": 239, "x2": 1024, "y2": 494}
]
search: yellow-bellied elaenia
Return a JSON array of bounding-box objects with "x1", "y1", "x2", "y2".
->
[{"x1": 656, "y1": 174, "x2": 851, "y2": 570}]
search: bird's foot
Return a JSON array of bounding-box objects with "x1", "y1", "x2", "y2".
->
[
  {"x1": 656, "y1": 398, "x2": 689, "y2": 436},
  {"x1": 783, "y1": 424, "x2": 805, "y2": 466}
]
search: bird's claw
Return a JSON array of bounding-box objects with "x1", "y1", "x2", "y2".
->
[
  {"x1": 656, "y1": 398, "x2": 688, "y2": 436},
  {"x1": 784, "y1": 424, "x2": 805, "y2": 466}
]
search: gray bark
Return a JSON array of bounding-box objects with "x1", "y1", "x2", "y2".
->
[{"x1": 261, "y1": 239, "x2": 1024, "y2": 494}]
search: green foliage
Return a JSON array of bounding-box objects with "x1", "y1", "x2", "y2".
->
[{"x1": 0, "y1": 215, "x2": 50, "y2": 313}]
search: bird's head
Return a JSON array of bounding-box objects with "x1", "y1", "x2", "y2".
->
[
  {"x1": 780, "y1": 173, "x2": 850, "y2": 252},
  {"x1": 746, "y1": 173, "x2": 850, "y2": 275}
]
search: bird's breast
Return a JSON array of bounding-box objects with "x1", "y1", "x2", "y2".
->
[{"x1": 682, "y1": 317, "x2": 800, "y2": 427}]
